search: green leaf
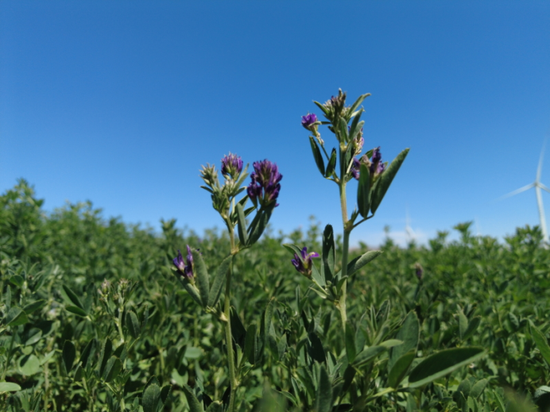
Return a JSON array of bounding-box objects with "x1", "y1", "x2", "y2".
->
[
  {"x1": 244, "y1": 323, "x2": 258, "y2": 364},
  {"x1": 80, "y1": 338, "x2": 97, "y2": 368},
  {"x1": 348, "y1": 93, "x2": 370, "y2": 118},
  {"x1": 6, "y1": 307, "x2": 28, "y2": 326},
  {"x1": 0, "y1": 382, "x2": 21, "y2": 393},
  {"x1": 66, "y1": 305, "x2": 88, "y2": 317},
  {"x1": 23, "y1": 299, "x2": 46, "y2": 315},
  {"x1": 103, "y1": 356, "x2": 122, "y2": 382},
  {"x1": 357, "y1": 163, "x2": 371, "y2": 218},
  {"x1": 348, "y1": 110, "x2": 364, "y2": 142},
  {"x1": 25, "y1": 328, "x2": 42, "y2": 346},
  {"x1": 282, "y1": 243, "x2": 303, "y2": 257},
  {"x1": 98, "y1": 338, "x2": 113, "y2": 377},
  {"x1": 370, "y1": 148, "x2": 409, "y2": 214},
  {"x1": 325, "y1": 148, "x2": 337, "y2": 178},
  {"x1": 458, "y1": 309, "x2": 468, "y2": 339},
  {"x1": 313, "y1": 100, "x2": 329, "y2": 116},
  {"x1": 463, "y1": 316, "x2": 481, "y2": 341},
  {"x1": 408, "y1": 347, "x2": 486, "y2": 388},
  {"x1": 63, "y1": 285, "x2": 84, "y2": 309},
  {"x1": 354, "y1": 345, "x2": 389, "y2": 367},
  {"x1": 63, "y1": 340, "x2": 76, "y2": 372},
  {"x1": 19, "y1": 354, "x2": 40, "y2": 376},
  {"x1": 175, "y1": 277, "x2": 202, "y2": 306},
  {"x1": 347, "y1": 250, "x2": 382, "y2": 277},
  {"x1": 39, "y1": 350, "x2": 56, "y2": 366},
  {"x1": 74, "y1": 364, "x2": 83, "y2": 381},
  {"x1": 126, "y1": 310, "x2": 140, "y2": 339},
  {"x1": 388, "y1": 350, "x2": 416, "y2": 388},
  {"x1": 160, "y1": 384, "x2": 172, "y2": 404},
  {"x1": 191, "y1": 248, "x2": 210, "y2": 307},
  {"x1": 309, "y1": 136, "x2": 326, "y2": 176},
  {"x1": 9, "y1": 275, "x2": 24, "y2": 287},
  {"x1": 336, "y1": 116, "x2": 349, "y2": 143},
  {"x1": 236, "y1": 203, "x2": 249, "y2": 246},
  {"x1": 308, "y1": 332, "x2": 326, "y2": 363},
  {"x1": 314, "y1": 365, "x2": 332, "y2": 412},
  {"x1": 345, "y1": 322, "x2": 357, "y2": 363},
  {"x1": 470, "y1": 379, "x2": 488, "y2": 399},
  {"x1": 388, "y1": 311, "x2": 419, "y2": 372},
  {"x1": 247, "y1": 208, "x2": 272, "y2": 245},
  {"x1": 207, "y1": 254, "x2": 232, "y2": 307},
  {"x1": 531, "y1": 324, "x2": 550, "y2": 366},
  {"x1": 142, "y1": 383, "x2": 162, "y2": 412},
  {"x1": 182, "y1": 384, "x2": 204, "y2": 412},
  {"x1": 322, "y1": 225, "x2": 335, "y2": 282}
]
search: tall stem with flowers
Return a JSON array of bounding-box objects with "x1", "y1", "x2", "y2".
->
[
  {"x1": 288, "y1": 89, "x2": 409, "y2": 343},
  {"x1": 172, "y1": 153, "x2": 282, "y2": 412}
]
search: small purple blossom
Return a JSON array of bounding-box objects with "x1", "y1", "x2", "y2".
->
[
  {"x1": 414, "y1": 263, "x2": 423, "y2": 281},
  {"x1": 173, "y1": 245, "x2": 194, "y2": 278},
  {"x1": 291, "y1": 247, "x2": 319, "y2": 277},
  {"x1": 247, "y1": 159, "x2": 282, "y2": 208},
  {"x1": 221, "y1": 153, "x2": 243, "y2": 178},
  {"x1": 351, "y1": 157, "x2": 361, "y2": 180},
  {"x1": 301, "y1": 113, "x2": 318, "y2": 131},
  {"x1": 369, "y1": 147, "x2": 385, "y2": 175}
]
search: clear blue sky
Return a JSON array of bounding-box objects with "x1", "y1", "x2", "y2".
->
[{"x1": 1, "y1": 1, "x2": 550, "y2": 246}]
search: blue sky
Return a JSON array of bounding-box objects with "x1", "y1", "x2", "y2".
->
[{"x1": 1, "y1": 1, "x2": 549, "y2": 246}]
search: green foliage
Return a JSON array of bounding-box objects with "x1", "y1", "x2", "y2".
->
[{"x1": 1, "y1": 180, "x2": 550, "y2": 411}]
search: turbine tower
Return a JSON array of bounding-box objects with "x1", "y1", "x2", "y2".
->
[{"x1": 501, "y1": 142, "x2": 550, "y2": 242}]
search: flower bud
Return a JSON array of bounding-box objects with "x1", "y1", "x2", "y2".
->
[
  {"x1": 291, "y1": 247, "x2": 319, "y2": 278},
  {"x1": 173, "y1": 246, "x2": 194, "y2": 280},
  {"x1": 414, "y1": 263, "x2": 423, "y2": 281},
  {"x1": 247, "y1": 159, "x2": 282, "y2": 208},
  {"x1": 221, "y1": 153, "x2": 243, "y2": 179}
]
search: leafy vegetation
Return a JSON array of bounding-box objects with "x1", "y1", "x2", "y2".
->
[
  {"x1": 1, "y1": 179, "x2": 550, "y2": 411},
  {"x1": 2, "y1": 89, "x2": 550, "y2": 412}
]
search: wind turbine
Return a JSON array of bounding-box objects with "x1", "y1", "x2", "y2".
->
[
  {"x1": 405, "y1": 207, "x2": 416, "y2": 241},
  {"x1": 501, "y1": 142, "x2": 550, "y2": 242}
]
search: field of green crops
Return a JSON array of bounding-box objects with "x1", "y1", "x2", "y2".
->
[{"x1": 2, "y1": 179, "x2": 550, "y2": 411}]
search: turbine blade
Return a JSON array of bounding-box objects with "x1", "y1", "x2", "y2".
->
[
  {"x1": 498, "y1": 183, "x2": 535, "y2": 200},
  {"x1": 539, "y1": 182, "x2": 550, "y2": 194}
]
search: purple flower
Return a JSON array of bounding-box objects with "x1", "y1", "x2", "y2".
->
[
  {"x1": 173, "y1": 245, "x2": 194, "y2": 279},
  {"x1": 351, "y1": 157, "x2": 361, "y2": 180},
  {"x1": 291, "y1": 247, "x2": 319, "y2": 277},
  {"x1": 221, "y1": 153, "x2": 243, "y2": 179},
  {"x1": 369, "y1": 147, "x2": 385, "y2": 175},
  {"x1": 301, "y1": 113, "x2": 318, "y2": 131},
  {"x1": 247, "y1": 159, "x2": 282, "y2": 208},
  {"x1": 414, "y1": 263, "x2": 423, "y2": 281}
]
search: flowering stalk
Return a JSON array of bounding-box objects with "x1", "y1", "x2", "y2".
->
[
  {"x1": 175, "y1": 153, "x2": 281, "y2": 412},
  {"x1": 302, "y1": 90, "x2": 409, "y2": 342}
]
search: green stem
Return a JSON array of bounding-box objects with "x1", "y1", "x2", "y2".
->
[
  {"x1": 116, "y1": 310, "x2": 125, "y2": 345},
  {"x1": 224, "y1": 267, "x2": 237, "y2": 412},
  {"x1": 338, "y1": 181, "x2": 351, "y2": 332},
  {"x1": 222, "y1": 223, "x2": 238, "y2": 412}
]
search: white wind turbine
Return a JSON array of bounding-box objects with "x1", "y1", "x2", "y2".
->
[
  {"x1": 405, "y1": 208, "x2": 416, "y2": 241},
  {"x1": 501, "y1": 142, "x2": 550, "y2": 243}
]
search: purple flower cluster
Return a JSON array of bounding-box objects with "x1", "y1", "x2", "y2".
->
[
  {"x1": 351, "y1": 147, "x2": 386, "y2": 180},
  {"x1": 247, "y1": 160, "x2": 282, "y2": 208},
  {"x1": 369, "y1": 147, "x2": 385, "y2": 175},
  {"x1": 291, "y1": 247, "x2": 319, "y2": 277},
  {"x1": 173, "y1": 246, "x2": 194, "y2": 279},
  {"x1": 221, "y1": 153, "x2": 243, "y2": 179},
  {"x1": 301, "y1": 113, "x2": 318, "y2": 131}
]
